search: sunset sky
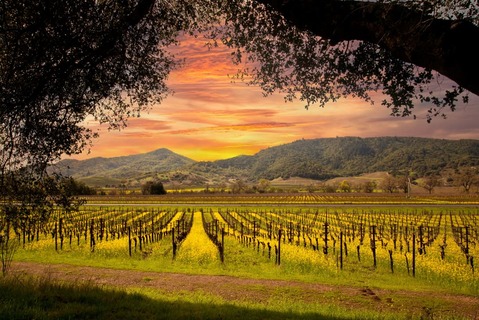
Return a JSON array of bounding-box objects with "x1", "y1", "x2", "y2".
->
[{"x1": 71, "y1": 36, "x2": 479, "y2": 162}]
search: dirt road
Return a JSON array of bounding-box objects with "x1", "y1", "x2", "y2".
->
[{"x1": 10, "y1": 261, "x2": 479, "y2": 319}]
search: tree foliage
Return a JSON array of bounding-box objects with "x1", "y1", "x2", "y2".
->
[
  {"x1": 421, "y1": 174, "x2": 441, "y2": 194},
  {"x1": 141, "y1": 181, "x2": 167, "y2": 195},
  {"x1": 58, "y1": 177, "x2": 97, "y2": 196},
  {"x1": 0, "y1": 0, "x2": 218, "y2": 228},
  {"x1": 454, "y1": 167, "x2": 479, "y2": 193},
  {"x1": 362, "y1": 181, "x2": 377, "y2": 193},
  {"x1": 1, "y1": 0, "x2": 206, "y2": 173},
  {"x1": 214, "y1": 0, "x2": 478, "y2": 122}
]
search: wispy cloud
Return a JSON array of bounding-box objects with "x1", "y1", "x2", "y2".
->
[{"x1": 166, "y1": 121, "x2": 293, "y2": 135}]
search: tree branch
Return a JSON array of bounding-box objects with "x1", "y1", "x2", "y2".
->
[{"x1": 256, "y1": 0, "x2": 479, "y2": 96}]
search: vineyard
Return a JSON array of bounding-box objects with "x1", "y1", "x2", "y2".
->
[
  {"x1": 82, "y1": 192, "x2": 479, "y2": 205},
  {"x1": 7, "y1": 203, "x2": 478, "y2": 296},
  {"x1": 2, "y1": 191, "x2": 479, "y2": 319}
]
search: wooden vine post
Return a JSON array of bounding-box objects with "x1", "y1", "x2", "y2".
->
[
  {"x1": 389, "y1": 250, "x2": 394, "y2": 273},
  {"x1": 54, "y1": 221, "x2": 58, "y2": 251},
  {"x1": 139, "y1": 220, "x2": 143, "y2": 252},
  {"x1": 339, "y1": 231, "x2": 343, "y2": 270},
  {"x1": 465, "y1": 226, "x2": 470, "y2": 264},
  {"x1": 412, "y1": 232, "x2": 416, "y2": 277},
  {"x1": 59, "y1": 218, "x2": 64, "y2": 250},
  {"x1": 418, "y1": 225, "x2": 425, "y2": 255},
  {"x1": 370, "y1": 225, "x2": 377, "y2": 268},
  {"x1": 220, "y1": 227, "x2": 225, "y2": 263},
  {"x1": 90, "y1": 219, "x2": 95, "y2": 252},
  {"x1": 99, "y1": 218, "x2": 104, "y2": 242},
  {"x1": 323, "y1": 222, "x2": 329, "y2": 254},
  {"x1": 277, "y1": 229, "x2": 282, "y2": 265},
  {"x1": 172, "y1": 227, "x2": 176, "y2": 258},
  {"x1": 128, "y1": 226, "x2": 132, "y2": 257}
]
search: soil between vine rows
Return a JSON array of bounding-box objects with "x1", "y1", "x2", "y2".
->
[{"x1": 10, "y1": 261, "x2": 479, "y2": 319}]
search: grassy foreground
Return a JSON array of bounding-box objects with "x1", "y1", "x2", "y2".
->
[
  {"x1": 0, "y1": 273, "x2": 397, "y2": 320},
  {"x1": 5, "y1": 261, "x2": 476, "y2": 320}
]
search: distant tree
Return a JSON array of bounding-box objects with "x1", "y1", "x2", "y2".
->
[
  {"x1": 231, "y1": 179, "x2": 248, "y2": 194},
  {"x1": 421, "y1": 175, "x2": 440, "y2": 194},
  {"x1": 151, "y1": 181, "x2": 167, "y2": 195},
  {"x1": 394, "y1": 176, "x2": 408, "y2": 194},
  {"x1": 351, "y1": 183, "x2": 362, "y2": 193},
  {"x1": 380, "y1": 174, "x2": 398, "y2": 193},
  {"x1": 454, "y1": 167, "x2": 478, "y2": 193},
  {"x1": 203, "y1": 183, "x2": 211, "y2": 193},
  {"x1": 256, "y1": 179, "x2": 271, "y2": 193},
  {"x1": 362, "y1": 181, "x2": 377, "y2": 193},
  {"x1": 59, "y1": 177, "x2": 96, "y2": 196},
  {"x1": 339, "y1": 180, "x2": 351, "y2": 193},
  {"x1": 118, "y1": 182, "x2": 128, "y2": 195},
  {"x1": 217, "y1": 182, "x2": 227, "y2": 193},
  {"x1": 141, "y1": 181, "x2": 167, "y2": 195},
  {"x1": 321, "y1": 183, "x2": 338, "y2": 193}
]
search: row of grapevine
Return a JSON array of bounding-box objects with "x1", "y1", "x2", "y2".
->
[
  {"x1": 4, "y1": 206, "x2": 477, "y2": 281},
  {"x1": 211, "y1": 207, "x2": 478, "y2": 277},
  {"x1": 2, "y1": 207, "x2": 198, "y2": 259}
]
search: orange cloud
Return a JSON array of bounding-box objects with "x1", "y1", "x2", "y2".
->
[
  {"x1": 166, "y1": 122, "x2": 293, "y2": 135},
  {"x1": 123, "y1": 118, "x2": 172, "y2": 131}
]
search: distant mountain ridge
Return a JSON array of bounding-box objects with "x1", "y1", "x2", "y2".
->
[
  {"x1": 53, "y1": 137, "x2": 479, "y2": 186},
  {"x1": 212, "y1": 136, "x2": 479, "y2": 180},
  {"x1": 53, "y1": 148, "x2": 195, "y2": 185}
]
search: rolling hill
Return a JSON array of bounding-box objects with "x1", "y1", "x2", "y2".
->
[
  {"x1": 53, "y1": 137, "x2": 479, "y2": 187},
  {"x1": 213, "y1": 136, "x2": 479, "y2": 180},
  {"x1": 51, "y1": 148, "x2": 195, "y2": 186}
]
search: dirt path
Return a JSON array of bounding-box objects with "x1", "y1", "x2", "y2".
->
[{"x1": 11, "y1": 261, "x2": 479, "y2": 319}]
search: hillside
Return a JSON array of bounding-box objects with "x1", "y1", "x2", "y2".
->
[
  {"x1": 52, "y1": 148, "x2": 195, "y2": 186},
  {"x1": 53, "y1": 137, "x2": 479, "y2": 187},
  {"x1": 214, "y1": 136, "x2": 479, "y2": 180}
]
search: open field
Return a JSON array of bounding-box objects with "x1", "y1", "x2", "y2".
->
[{"x1": 2, "y1": 193, "x2": 479, "y2": 319}]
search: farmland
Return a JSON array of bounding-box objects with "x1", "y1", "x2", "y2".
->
[{"x1": 2, "y1": 193, "x2": 479, "y2": 319}]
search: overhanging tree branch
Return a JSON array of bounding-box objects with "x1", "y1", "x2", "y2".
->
[{"x1": 255, "y1": 0, "x2": 479, "y2": 96}]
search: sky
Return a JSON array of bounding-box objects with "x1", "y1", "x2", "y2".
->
[{"x1": 70, "y1": 35, "x2": 479, "y2": 162}]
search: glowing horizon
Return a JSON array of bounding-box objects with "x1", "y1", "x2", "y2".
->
[{"x1": 68, "y1": 35, "x2": 479, "y2": 162}]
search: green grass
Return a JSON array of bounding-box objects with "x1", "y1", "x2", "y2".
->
[{"x1": 0, "y1": 275, "x2": 439, "y2": 320}]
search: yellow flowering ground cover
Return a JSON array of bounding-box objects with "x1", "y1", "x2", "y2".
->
[
  {"x1": 174, "y1": 211, "x2": 220, "y2": 265},
  {"x1": 10, "y1": 204, "x2": 479, "y2": 298}
]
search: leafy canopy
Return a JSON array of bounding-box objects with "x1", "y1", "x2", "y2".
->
[
  {"x1": 0, "y1": 0, "x2": 220, "y2": 223},
  {"x1": 215, "y1": 0, "x2": 478, "y2": 121}
]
